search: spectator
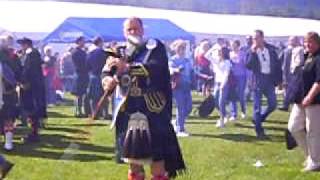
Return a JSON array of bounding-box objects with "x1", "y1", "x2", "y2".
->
[
  {"x1": 194, "y1": 40, "x2": 214, "y2": 96},
  {"x1": 71, "y1": 36, "x2": 89, "y2": 118},
  {"x1": 246, "y1": 30, "x2": 282, "y2": 139},
  {"x1": 278, "y1": 36, "x2": 304, "y2": 111},
  {"x1": 212, "y1": 47, "x2": 232, "y2": 128},
  {"x1": 42, "y1": 45, "x2": 57, "y2": 106},
  {"x1": 288, "y1": 32, "x2": 320, "y2": 172},
  {"x1": 60, "y1": 47, "x2": 75, "y2": 92},
  {"x1": 169, "y1": 39, "x2": 193, "y2": 137},
  {"x1": 229, "y1": 40, "x2": 247, "y2": 120},
  {"x1": 86, "y1": 36, "x2": 110, "y2": 119}
]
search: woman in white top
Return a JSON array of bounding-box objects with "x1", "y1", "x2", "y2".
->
[{"x1": 212, "y1": 47, "x2": 232, "y2": 128}]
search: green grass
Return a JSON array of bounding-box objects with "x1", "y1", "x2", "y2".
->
[{"x1": 2, "y1": 93, "x2": 320, "y2": 179}]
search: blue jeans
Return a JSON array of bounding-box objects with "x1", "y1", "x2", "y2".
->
[
  {"x1": 253, "y1": 83, "x2": 277, "y2": 135},
  {"x1": 87, "y1": 75, "x2": 104, "y2": 116},
  {"x1": 213, "y1": 83, "x2": 229, "y2": 118},
  {"x1": 45, "y1": 74, "x2": 56, "y2": 105},
  {"x1": 230, "y1": 75, "x2": 247, "y2": 117},
  {"x1": 173, "y1": 88, "x2": 192, "y2": 132}
]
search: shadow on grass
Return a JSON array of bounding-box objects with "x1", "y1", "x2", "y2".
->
[
  {"x1": 47, "y1": 111, "x2": 74, "y2": 118},
  {"x1": 235, "y1": 123, "x2": 287, "y2": 132},
  {"x1": 266, "y1": 119, "x2": 288, "y2": 125},
  {"x1": 191, "y1": 133, "x2": 283, "y2": 142},
  {"x1": 58, "y1": 98, "x2": 74, "y2": 106},
  {"x1": 49, "y1": 122, "x2": 108, "y2": 127},
  {"x1": 185, "y1": 120, "x2": 215, "y2": 125},
  {"x1": 3, "y1": 133, "x2": 114, "y2": 162},
  {"x1": 69, "y1": 123, "x2": 108, "y2": 127},
  {"x1": 45, "y1": 126, "x2": 90, "y2": 135}
]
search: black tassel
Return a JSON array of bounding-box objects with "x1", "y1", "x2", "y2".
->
[
  {"x1": 122, "y1": 112, "x2": 153, "y2": 160},
  {"x1": 123, "y1": 129, "x2": 133, "y2": 158},
  {"x1": 132, "y1": 129, "x2": 140, "y2": 158},
  {"x1": 140, "y1": 130, "x2": 152, "y2": 158}
]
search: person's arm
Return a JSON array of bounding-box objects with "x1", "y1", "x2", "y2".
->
[
  {"x1": 133, "y1": 40, "x2": 168, "y2": 80},
  {"x1": 302, "y1": 57, "x2": 320, "y2": 107},
  {"x1": 302, "y1": 82, "x2": 320, "y2": 107},
  {"x1": 168, "y1": 60, "x2": 181, "y2": 75},
  {"x1": 221, "y1": 61, "x2": 231, "y2": 88}
]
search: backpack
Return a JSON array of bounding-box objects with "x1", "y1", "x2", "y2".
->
[{"x1": 198, "y1": 94, "x2": 215, "y2": 118}]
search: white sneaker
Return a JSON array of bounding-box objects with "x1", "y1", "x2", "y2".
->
[
  {"x1": 303, "y1": 163, "x2": 320, "y2": 172},
  {"x1": 176, "y1": 132, "x2": 190, "y2": 137},
  {"x1": 229, "y1": 116, "x2": 236, "y2": 121},
  {"x1": 4, "y1": 132, "x2": 13, "y2": 151},
  {"x1": 223, "y1": 117, "x2": 229, "y2": 124},
  {"x1": 241, "y1": 113, "x2": 246, "y2": 119},
  {"x1": 216, "y1": 119, "x2": 225, "y2": 128}
]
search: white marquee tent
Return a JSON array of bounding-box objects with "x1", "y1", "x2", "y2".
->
[{"x1": 0, "y1": 1, "x2": 319, "y2": 40}]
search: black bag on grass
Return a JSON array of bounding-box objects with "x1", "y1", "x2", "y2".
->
[
  {"x1": 198, "y1": 94, "x2": 215, "y2": 118},
  {"x1": 285, "y1": 129, "x2": 297, "y2": 150}
]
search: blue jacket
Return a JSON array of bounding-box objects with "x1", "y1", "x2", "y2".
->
[{"x1": 86, "y1": 47, "x2": 107, "y2": 76}]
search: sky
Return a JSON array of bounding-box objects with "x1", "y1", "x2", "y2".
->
[{"x1": 0, "y1": 1, "x2": 320, "y2": 37}]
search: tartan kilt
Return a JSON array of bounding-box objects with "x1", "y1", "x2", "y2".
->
[
  {"x1": 20, "y1": 85, "x2": 47, "y2": 119},
  {"x1": 116, "y1": 97, "x2": 185, "y2": 177},
  {"x1": 0, "y1": 93, "x2": 19, "y2": 120}
]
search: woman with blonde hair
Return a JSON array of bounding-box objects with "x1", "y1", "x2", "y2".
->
[
  {"x1": 288, "y1": 31, "x2": 320, "y2": 172},
  {"x1": 169, "y1": 39, "x2": 193, "y2": 137}
]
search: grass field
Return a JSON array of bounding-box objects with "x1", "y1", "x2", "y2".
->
[{"x1": 2, "y1": 94, "x2": 320, "y2": 180}]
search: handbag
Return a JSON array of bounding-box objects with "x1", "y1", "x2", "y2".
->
[
  {"x1": 198, "y1": 94, "x2": 215, "y2": 118},
  {"x1": 285, "y1": 129, "x2": 297, "y2": 150},
  {"x1": 171, "y1": 72, "x2": 180, "y2": 89}
]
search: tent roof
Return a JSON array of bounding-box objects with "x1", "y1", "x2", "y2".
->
[
  {"x1": 42, "y1": 17, "x2": 195, "y2": 43},
  {"x1": 1, "y1": 1, "x2": 320, "y2": 38}
]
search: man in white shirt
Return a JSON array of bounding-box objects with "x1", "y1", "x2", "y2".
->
[
  {"x1": 246, "y1": 30, "x2": 282, "y2": 139},
  {"x1": 278, "y1": 36, "x2": 304, "y2": 111}
]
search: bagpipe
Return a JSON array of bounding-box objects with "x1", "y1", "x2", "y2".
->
[{"x1": 91, "y1": 36, "x2": 148, "y2": 120}]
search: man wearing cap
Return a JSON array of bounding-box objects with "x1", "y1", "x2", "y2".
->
[
  {"x1": 101, "y1": 17, "x2": 185, "y2": 180},
  {"x1": 17, "y1": 37, "x2": 46, "y2": 142},
  {"x1": 71, "y1": 36, "x2": 89, "y2": 118}
]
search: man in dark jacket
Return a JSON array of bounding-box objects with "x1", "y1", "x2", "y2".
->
[
  {"x1": 0, "y1": 36, "x2": 22, "y2": 150},
  {"x1": 246, "y1": 30, "x2": 282, "y2": 139},
  {"x1": 71, "y1": 36, "x2": 89, "y2": 117},
  {"x1": 278, "y1": 36, "x2": 302, "y2": 111},
  {"x1": 86, "y1": 37, "x2": 110, "y2": 119},
  {"x1": 102, "y1": 17, "x2": 185, "y2": 179},
  {"x1": 17, "y1": 37, "x2": 46, "y2": 143}
]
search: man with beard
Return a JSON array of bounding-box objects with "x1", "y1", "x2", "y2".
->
[{"x1": 102, "y1": 17, "x2": 185, "y2": 180}]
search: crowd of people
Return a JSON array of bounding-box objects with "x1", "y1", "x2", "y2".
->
[{"x1": 0, "y1": 16, "x2": 319, "y2": 178}]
